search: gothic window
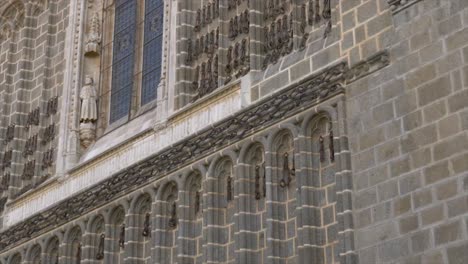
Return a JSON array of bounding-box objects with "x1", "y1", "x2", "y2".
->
[
  {"x1": 109, "y1": 0, "x2": 165, "y2": 123},
  {"x1": 141, "y1": 0, "x2": 164, "y2": 105},
  {"x1": 110, "y1": 0, "x2": 137, "y2": 123}
]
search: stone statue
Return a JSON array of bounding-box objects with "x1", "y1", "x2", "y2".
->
[
  {"x1": 85, "y1": 13, "x2": 101, "y2": 56},
  {"x1": 80, "y1": 76, "x2": 98, "y2": 123},
  {"x1": 79, "y1": 76, "x2": 97, "y2": 148}
]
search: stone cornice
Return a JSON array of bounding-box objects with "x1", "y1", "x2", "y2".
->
[{"x1": 0, "y1": 51, "x2": 390, "y2": 251}]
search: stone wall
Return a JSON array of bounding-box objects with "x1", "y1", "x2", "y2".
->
[
  {"x1": 0, "y1": 0, "x2": 467, "y2": 263},
  {"x1": 345, "y1": 0, "x2": 468, "y2": 263},
  {"x1": 0, "y1": 0, "x2": 69, "y2": 223}
]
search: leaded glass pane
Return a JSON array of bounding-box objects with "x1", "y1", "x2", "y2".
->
[
  {"x1": 141, "y1": 1, "x2": 164, "y2": 105},
  {"x1": 110, "y1": 0, "x2": 136, "y2": 123},
  {"x1": 141, "y1": 67, "x2": 161, "y2": 105},
  {"x1": 145, "y1": 0, "x2": 163, "y2": 14}
]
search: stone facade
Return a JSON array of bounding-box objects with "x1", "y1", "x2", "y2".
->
[{"x1": 0, "y1": 0, "x2": 466, "y2": 263}]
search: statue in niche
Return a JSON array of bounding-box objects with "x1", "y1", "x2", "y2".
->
[
  {"x1": 85, "y1": 13, "x2": 101, "y2": 56},
  {"x1": 79, "y1": 76, "x2": 98, "y2": 148}
]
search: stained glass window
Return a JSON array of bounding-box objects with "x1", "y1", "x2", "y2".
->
[
  {"x1": 110, "y1": 0, "x2": 136, "y2": 123},
  {"x1": 141, "y1": 0, "x2": 164, "y2": 105}
]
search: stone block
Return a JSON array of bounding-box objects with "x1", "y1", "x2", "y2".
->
[
  {"x1": 447, "y1": 195, "x2": 468, "y2": 217},
  {"x1": 410, "y1": 30, "x2": 431, "y2": 51},
  {"x1": 434, "y1": 220, "x2": 462, "y2": 246},
  {"x1": 448, "y1": 89, "x2": 468, "y2": 113},
  {"x1": 357, "y1": 0, "x2": 377, "y2": 23},
  {"x1": 378, "y1": 237, "x2": 410, "y2": 262},
  {"x1": 435, "y1": 179, "x2": 458, "y2": 200},
  {"x1": 417, "y1": 75, "x2": 451, "y2": 107},
  {"x1": 422, "y1": 100, "x2": 447, "y2": 123},
  {"x1": 373, "y1": 101, "x2": 395, "y2": 125},
  {"x1": 259, "y1": 70, "x2": 289, "y2": 97},
  {"x1": 421, "y1": 204, "x2": 444, "y2": 226},
  {"x1": 378, "y1": 180, "x2": 399, "y2": 202},
  {"x1": 354, "y1": 187, "x2": 377, "y2": 209},
  {"x1": 412, "y1": 188, "x2": 433, "y2": 209},
  {"x1": 445, "y1": 27, "x2": 468, "y2": 52},
  {"x1": 393, "y1": 195, "x2": 411, "y2": 216},
  {"x1": 403, "y1": 110, "x2": 423, "y2": 132},
  {"x1": 410, "y1": 229, "x2": 431, "y2": 253},
  {"x1": 367, "y1": 12, "x2": 392, "y2": 37},
  {"x1": 405, "y1": 63, "x2": 437, "y2": 90},
  {"x1": 399, "y1": 171, "x2": 422, "y2": 195},
  {"x1": 289, "y1": 59, "x2": 311, "y2": 83},
  {"x1": 447, "y1": 241, "x2": 468, "y2": 264},
  {"x1": 342, "y1": 10, "x2": 356, "y2": 32},
  {"x1": 424, "y1": 160, "x2": 450, "y2": 184},
  {"x1": 433, "y1": 133, "x2": 468, "y2": 161},
  {"x1": 399, "y1": 214, "x2": 419, "y2": 234}
]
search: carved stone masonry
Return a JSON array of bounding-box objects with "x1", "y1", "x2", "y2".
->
[
  {"x1": 96, "y1": 234, "x2": 105, "y2": 260},
  {"x1": 85, "y1": 12, "x2": 101, "y2": 56},
  {"x1": 42, "y1": 148, "x2": 54, "y2": 170},
  {"x1": 225, "y1": 38, "x2": 250, "y2": 84},
  {"x1": 280, "y1": 152, "x2": 294, "y2": 188},
  {"x1": 5, "y1": 124, "x2": 15, "y2": 144},
  {"x1": 23, "y1": 135, "x2": 38, "y2": 157},
  {"x1": 0, "y1": 172, "x2": 10, "y2": 192},
  {"x1": 118, "y1": 224, "x2": 125, "y2": 248},
  {"x1": 46, "y1": 96, "x2": 58, "y2": 117},
  {"x1": 41, "y1": 124, "x2": 55, "y2": 145},
  {"x1": 1, "y1": 150, "x2": 12, "y2": 170},
  {"x1": 194, "y1": 0, "x2": 219, "y2": 32},
  {"x1": 0, "y1": 52, "x2": 391, "y2": 250},
  {"x1": 263, "y1": 14, "x2": 293, "y2": 69},
  {"x1": 26, "y1": 108, "x2": 40, "y2": 128},
  {"x1": 387, "y1": 0, "x2": 422, "y2": 13},
  {"x1": 22, "y1": 160, "x2": 36, "y2": 180},
  {"x1": 142, "y1": 213, "x2": 151, "y2": 237},
  {"x1": 168, "y1": 201, "x2": 177, "y2": 228}
]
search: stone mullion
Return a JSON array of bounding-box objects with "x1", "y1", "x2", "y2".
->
[{"x1": 334, "y1": 101, "x2": 357, "y2": 264}]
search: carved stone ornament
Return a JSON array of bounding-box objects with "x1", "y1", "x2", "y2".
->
[
  {"x1": 22, "y1": 160, "x2": 36, "y2": 180},
  {"x1": 23, "y1": 135, "x2": 38, "y2": 157},
  {"x1": 168, "y1": 201, "x2": 177, "y2": 228},
  {"x1": 85, "y1": 13, "x2": 101, "y2": 56},
  {"x1": 280, "y1": 152, "x2": 294, "y2": 188},
  {"x1": 0, "y1": 52, "x2": 390, "y2": 251},
  {"x1": 96, "y1": 234, "x2": 105, "y2": 260},
  {"x1": 5, "y1": 124, "x2": 15, "y2": 144},
  {"x1": 142, "y1": 213, "x2": 151, "y2": 237},
  {"x1": 1, "y1": 149, "x2": 12, "y2": 170},
  {"x1": 0, "y1": 172, "x2": 10, "y2": 192},
  {"x1": 26, "y1": 108, "x2": 40, "y2": 128},
  {"x1": 42, "y1": 124, "x2": 55, "y2": 145},
  {"x1": 46, "y1": 96, "x2": 58, "y2": 117},
  {"x1": 119, "y1": 224, "x2": 125, "y2": 248},
  {"x1": 388, "y1": 0, "x2": 422, "y2": 14},
  {"x1": 42, "y1": 148, "x2": 54, "y2": 170}
]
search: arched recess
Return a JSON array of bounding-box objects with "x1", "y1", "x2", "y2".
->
[
  {"x1": 63, "y1": 225, "x2": 83, "y2": 263},
  {"x1": 84, "y1": 214, "x2": 106, "y2": 263},
  {"x1": 266, "y1": 128, "x2": 299, "y2": 262},
  {"x1": 237, "y1": 142, "x2": 266, "y2": 263},
  {"x1": 7, "y1": 252, "x2": 21, "y2": 264},
  {"x1": 154, "y1": 181, "x2": 178, "y2": 264},
  {"x1": 126, "y1": 193, "x2": 153, "y2": 263},
  {"x1": 26, "y1": 243, "x2": 42, "y2": 264},
  {"x1": 43, "y1": 235, "x2": 60, "y2": 264},
  {"x1": 298, "y1": 111, "x2": 340, "y2": 263},
  {"x1": 106, "y1": 205, "x2": 126, "y2": 264},
  {"x1": 204, "y1": 156, "x2": 236, "y2": 263},
  {"x1": 178, "y1": 171, "x2": 203, "y2": 263}
]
